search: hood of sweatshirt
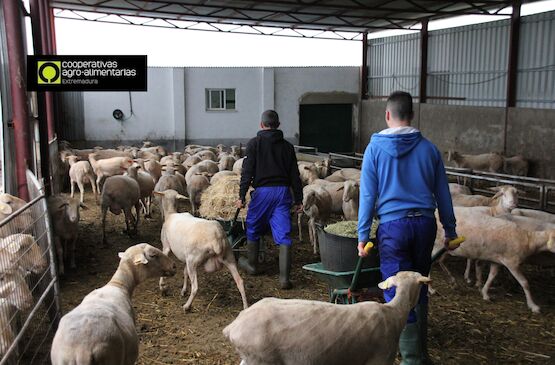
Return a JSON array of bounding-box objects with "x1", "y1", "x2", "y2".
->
[
  {"x1": 257, "y1": 129, "x2": 284, "y2": 143},
  {"x1": 371, "y1": 129, "x2": 422, "y2": 158}
]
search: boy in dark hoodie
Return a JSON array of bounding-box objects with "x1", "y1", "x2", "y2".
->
[
  {"x1": 236, "y1": 110, "x2": 303, "y2": 289},
  {"x1": 357, "y1": 91, "x2": 457, "y2": 364}
]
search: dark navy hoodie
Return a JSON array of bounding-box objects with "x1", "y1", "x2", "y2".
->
[{"x1": 357, "y1": 128, "x2": 457, "y2": 243}]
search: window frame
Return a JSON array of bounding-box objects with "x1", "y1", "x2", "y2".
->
[{"x1": 205, "y1": 88, "x2": 236, "y2": 111}]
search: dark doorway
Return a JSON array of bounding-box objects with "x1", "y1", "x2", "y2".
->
[{"x1": 299, "y1": 104, "x2": 352, "y2": 153}]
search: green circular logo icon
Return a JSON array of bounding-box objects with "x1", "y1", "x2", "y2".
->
[{"x1": 37, "y1": 61, "x2": 61, "y2": 84}]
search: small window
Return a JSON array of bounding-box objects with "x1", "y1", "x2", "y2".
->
[{"x1": 205, "y1": 88, "x2": 236, "y2": 111}]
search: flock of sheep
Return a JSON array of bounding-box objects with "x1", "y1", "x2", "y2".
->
[{"x1": 0, "y1": 140, "x2": 552, "y2": 364}]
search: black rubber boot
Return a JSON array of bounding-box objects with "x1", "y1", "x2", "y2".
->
[
  {"x1": 279, "y1": 244, "x2": 292, "y2": 289},
  {"x1": 416, "y1": 303, "x2": 434, "y2": 365},
  {"x1": 238, "y1": 240, "x2": 259, "y2": 275}
]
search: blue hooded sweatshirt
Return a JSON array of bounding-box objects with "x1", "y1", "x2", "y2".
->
[{"x1": 357, "y1": 129, "x2": 457, "y2": 243}]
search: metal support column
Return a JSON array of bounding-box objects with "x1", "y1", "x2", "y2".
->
[
  {"x1": 2, "y1": 0, "x2": 31, "y2": 201},
  {"x1": 361, "y1": 32, "x2": 368, "y2": 100},
  {"x1": 506, "y1": 1, "x2": 521, "y2": 108},
  {"x1": 419, "y1": 19, "x2": 429, "y2": 103},
  {"x1": 39, "y1": 0, "x2": 56, "y2": 141}
]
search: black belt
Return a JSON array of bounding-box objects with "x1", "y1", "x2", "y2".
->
[{"x1": 406, "y1": 210, "x2": 423, "y2": 218}]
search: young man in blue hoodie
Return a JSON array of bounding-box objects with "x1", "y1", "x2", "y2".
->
[{"x1": 357, "y1": 91, "x2": 457, "y2": 364}]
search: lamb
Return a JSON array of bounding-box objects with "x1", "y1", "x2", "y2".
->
[
  {"x1": 126, "y1": 165, "x2": 155, "y2": 219},
  {"x1": 298, "y1": 185, "x2": 332, "y2": 253},
  {"x1": 66, "y1": 155, "x2": 97, "y2": 204},
  {"x1": 342, "y1": 180, "x2": 360, "y2": 221},
  {"x1": 155, "y1": 190, "x2": 248, "y2": 311},
  {"x1": 88, "y1": 153, "x2": 134, "y2": 193},
  {"x1": 298, "y1": 160, "x2": 329, "y2": 179},
  {"x1": 448, "y1": 183, "x2": 471, "y2": 195},
  {"x1": 223, "y1": 271, "x2": 431, "y2": 365},
  {"x1": 0, "y1": 234, "x2": 48, "y2": 274},
  {"x1": 433, "y1": 208, "x2": 555, "y2": 313},
  {"x1": 47, "y1": 195, "x2": 87, "y2": 274},
  {"x1": 503, "y1": 155, "x2": 529, "y2": 176},
  {"x1": 0, "y1": 269, "x2": 34, "y2": 358},
  {"x1": 447, "y1": 150, "x2": 503, "y2": 173},
  {"x1": 325, "y1": 168, "x2": 361, "y2": 182},
  {"x1": 219, "y1": 155, "x2": 236, "y2": 171},
  {"x1": 233, "y1": 158, "x2": 245, "y2": 174},
  {"x1": 187, "y1": 173, "x2": 210, "y2": 216},
  {"x1": 298, "y1": 163, "x2": 320, "y2": 185},
  {"x1": 100, "y1": 173, "x2": 141, "y2": 246},
  {"x1": 50, "y1": 243, "x2": 177, "y2": 365},
  {"x1": 511, "y1": 208, "x2": 555, "y2": 224}
]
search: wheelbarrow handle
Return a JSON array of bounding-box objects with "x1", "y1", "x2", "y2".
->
[
  {"x1": 231, "y1": 207, "x2": 241, "y2": 225},
  {"x1": 349, "y1": 242, "x2": 374, "y2": 292},
  {"x1": 431, "y1": 236, "x2": 465, "y2": 263}
]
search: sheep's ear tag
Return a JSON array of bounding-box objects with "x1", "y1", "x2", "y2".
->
[
  {"x1": 378, "y1": 278, "x2": 391, "y2": 290},
  {"x1": 0, "y1": 203, "x2": 12, "y2": 215},
  {"x1": 118, "y1": 252, "x2": 125, "y2": 259},
  {"x1": 133, "y1": 253, "x2": 148, "y2": 265}
]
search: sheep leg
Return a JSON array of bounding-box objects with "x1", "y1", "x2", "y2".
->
[
  {"x1": 180, "y1": 266, "x2": 189, "y2": 297},
  {"x1": 438, "y1": 254, "x2": 456, "y2": 284},
  {"x1": 222, "y1": 250, "x2": 248, "y2": 309},
  {"x1": 77, "y1": 180, "x2": 85, "y2": 204},
  {"x1": 70, "y1": 180, "x2": 75, "y2": 199},
  {"x1": 464, "y1": 259, "x2": 472, "y2": 284},
  {"x1": 481, "y1": 263, "x2": 499, "y2": 301},
  {"x1": 133, "y1": 202, "x2": 141, "y2": 235},
  {"x1": 504, "y1": 263, "x2": 540, "y2": 313},
  {"x1": 297, "y1": 212, "x2": 303, "y2": 241},
  {"x1": 101, "y1": 204, "x2": 108, "y2": 247},
  {"x1": 96, "y1": 175, "x2": 102, "y2": 196},
  {"x1": 54, "y1": 236, "x2": 64, "y2": 276},
  {"x1": 474, "y1": 260, "x2": 484, "y2": 288},
  {"x1": 183, "y1": 262, "x2": 198, "y2": 312},
  {"x1": 88, "y1": 173, "x2": 98, "y2": 203},
  {"x1": 123, "y1": 207, "x2": 133, "y2": 235}
]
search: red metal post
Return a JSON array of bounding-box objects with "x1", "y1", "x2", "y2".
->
[
  {"x1": 39, "y1": 0, "x2": 56, "y2": 141},
  {"x1": 2, "y1": 0, "x2": 31, "y2": 201}
]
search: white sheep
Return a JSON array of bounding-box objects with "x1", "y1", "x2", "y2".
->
[
  {"x1": 511, "y1": 208, "x2": 555, "y2": 224},
  {"x1": 298, "y1": 163, "x2": 320, "y2": 185},
  {"x1": 298, "y1": 185, "x2": 332, "y2": 253},
  {"x1": 232, "y1": 157, "x2": 245, "y2": 175},
  {"x1": 126, "y1": 165, "x2": 155, "y2": 219},
  {"x1": 342, "y1": 180, "x2": 360, "y2": 221},
  {"x1": 187, "y1": 173, "x2": 210, "y2": 216},
  {"x1": 325, "y1": 168, "x2": 361, "y2": 182},
  {"x1": 312, "y1": 179, "x2": 344, "y2": 214},
  {"x1": 66, "y1": 155, "x2": 97, "y2": 204},
  {"x1": 447, "y1": 150, "x2": 503, "y2": 173},
  {"x1": 218, "y1": 155, "x2": 236, "y2": 171},
  {"x1": 448, "y1": 183, "x2": 471, "y2": 195},
  {"x1": 210, "y1": 171, "x2": 237, "y2": 185},
  {"x1": 50, "y1": 243, "x2": 177, "y2": 365},
  {"x1": 0, "y1": 194, "x2": 30, "y2": 238},
  {"x1": 0, "y1": 234, "x2": 48, "y2": 274},
  {"x1": 47, "y1": 195, "x2": 87, "y2": 274},
  {"x1": 88, "y1": 153, "x2": 134, "y2": 193},
  {"x1": 503, "y1": 155, "x2": 529, "y2": 176},
  {"x1": 223, "y1": 271, "x2": 431, "y2": 365},
  {"x1": 433, "y1": 208, "x2": 555, "y2": 313},
  {"x1": 155, "y1": 190, "x2": 248, "y2": 311}
]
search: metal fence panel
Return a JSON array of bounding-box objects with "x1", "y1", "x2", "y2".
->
[{"x1": 0, "y1": 170, "x2": 60, "y2": 364}]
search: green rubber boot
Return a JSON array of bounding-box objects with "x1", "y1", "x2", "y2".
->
[
  {"x1": 238, "y1": 240, "x2": 259, "y2": 275},
  {"x1": 399, "y1": 304, "x2": 432, "y2": 365},
  {"x1": 279, "y1": 244, "x2": 292, "y2": 289}
]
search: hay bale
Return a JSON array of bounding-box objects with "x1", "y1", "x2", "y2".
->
[
  {"x1": 324, "y1": 219, "x2": 379, "y2": 239},
  {"x1": 199, "y1": 175, "x2": 251, "y2": 220}
]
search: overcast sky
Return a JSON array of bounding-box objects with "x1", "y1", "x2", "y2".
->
[{"x1": 32, "y1": 1, "x2": 555, "y2": 67}]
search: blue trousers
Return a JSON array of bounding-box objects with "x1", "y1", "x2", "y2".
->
[
  {"x1": 246, "y1": 186, "x2": 293, "y2": 246},
  {"x1": 377, "y1": 216, "x2": 437, "y2": 323}
]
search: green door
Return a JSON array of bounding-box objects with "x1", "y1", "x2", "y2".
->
[{"x1": 299, "y1": 104, "x2": 352, "y2": 153}]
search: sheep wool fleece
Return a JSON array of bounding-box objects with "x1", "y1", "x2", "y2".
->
[{"x1": 246, "y1": 186, "x2": 293, "y2": 246}]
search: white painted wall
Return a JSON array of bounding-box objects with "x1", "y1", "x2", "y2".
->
[{"x1": 82, "y1": 66, "x2": 359, "y2": 145}]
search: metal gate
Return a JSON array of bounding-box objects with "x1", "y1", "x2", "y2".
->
[{"x1": 0, "y1": 170, "x2": 61, "y2": 364}]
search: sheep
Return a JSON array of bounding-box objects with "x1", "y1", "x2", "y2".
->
[
  {"x1": 503, "y1": 155, "x2": 529, "y2": 176},
  {"x1": 47, "y1": 195, "x2": 87, "y2": 275},
  {"x1": 0, "y1": 269, "x2": 34, "y2": 358},
  {"x1": 0, "y1": 234, "x2": 47, "y2": 274},
  {"x1": 230, "y1": 145, "x2": 241, "y2": 158},
  {"x1": 155, "y1": 167, "x2": 187, "y2": 195},
  {"x1": 451, "y1": 193, "x2": 491, "y2": 207},
  {"x1": 325, "y1": 168, "x2": 361, "y2": 182},
  {"x1": 216, "y1": 144, "x2": 227, "y2": 154},
  {"x1": 185, "y1": 163, "x2": 213, "y2": 186},
  {"x1": 342, "y1": 180, "x2": 360, "y2": 221},
  {"x1": 312, "y1": 179, "x2": 344, "y2": 214},
  {"x1": 126, "y1": 165, "x2": 155, "y2": 219},
  {"x1": 88, "y1": 153, "x2": 134, "y2": 193},
  {"x1": 50, "y1": 243, "x2": 177, "y2": 365},
  {"x1": 197, "y1": 159, "x2": 219, "y2": 175},
  {"x1": 447, "y1": 150, "x2": 503, "y2": 173},
  {"x1": 88, "y1": 148, "x2": 133, "y2": 160},
  {"x1": 183, "y1": 155, "x2": 202, "y2": 171},
  {"x1": 233, "y1": 157, "x2": 244, "y2": 175},
  {"x1": 194, "y1": 150, "x2": 217, "y2": 162},
  {"x1": 155, "y1": 190, "x2": 248, "y2": 311},
  {"x1": 143, "y1": 159, "x2": 162, "y2": 183},
  {"x1": 66, "y1": 155, "x2": 97, "y2": 204},
  {"x1": 298, "y1": 185, "x2": 332, "y2": 254},
  {"x1": 100, "y1": 174, "x2": 141, "y2": 247},
  {"x1": 448, "y1": 183, "x2": 471, "y2": 195},
  {"x1": 298, "y1": 163, "x2": 320, "y2": 185},
  {"x1": 219, "y1": 155, "x2": 236, "y2": 171},
  {"x1": 211, "y1": 171, "x2": 237, "y2": 185},
  {"x1": 433, "y1": 208, "x2": 555, "y2": 313},
  {"x1": 0, "y1": 194, "x2": 30, "y2": 238},
  {"x1": 511, "y1": 208, "x2": 555, "y2": 224},
  {"x1": 223, "y1": 271, "x2": 431, "y2": 365},
  {"x1": 187, "y1": 173, "x2": 210, "y2": 216}
]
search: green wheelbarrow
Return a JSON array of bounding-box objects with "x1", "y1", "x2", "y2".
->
[
  {"x1": 303, "y1": 238, "x2": 465, "y2": 305},
  {"x1": 216, "y1": 208, "x2": 266, "y2": 263}
]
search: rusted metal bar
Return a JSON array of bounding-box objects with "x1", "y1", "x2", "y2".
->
[
  {"x1": 2, "y1": 0, "x2": 31, "y2": 201},
  {"x1": 39, "y1": 0, "x2": 56, "y2": 141}
]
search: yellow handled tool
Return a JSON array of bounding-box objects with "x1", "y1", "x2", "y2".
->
[
  {"x1": 363, "y1": 242, "x2": 374, "y2": 254},
  {"x1": 432, "y1": 236, "x2": 465, "y2": 262}
]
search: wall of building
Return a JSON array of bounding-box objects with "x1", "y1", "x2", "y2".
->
[{"x1": 360, "y1": 100, "x2": 555, "y2": 179}]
